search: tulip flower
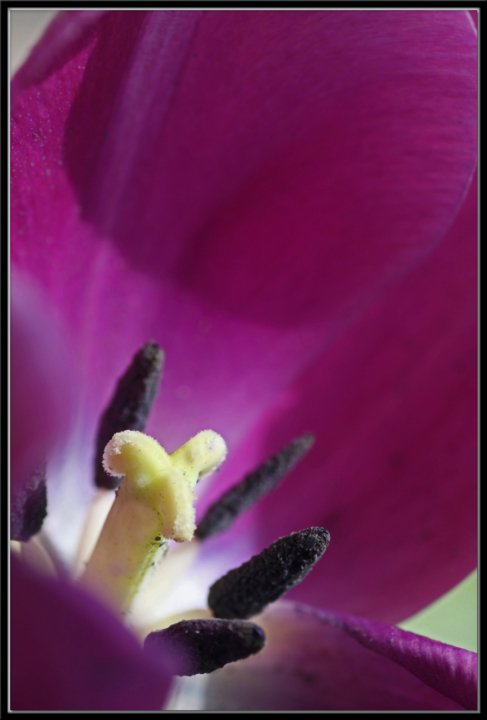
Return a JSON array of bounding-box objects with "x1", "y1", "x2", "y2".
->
[{"x1": 10, "y1": 9, "x2": 477, "y2": 711}]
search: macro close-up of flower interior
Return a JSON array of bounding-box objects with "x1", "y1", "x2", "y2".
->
[{"x1": 9, "y1": 7, "x2": 478, "y2": 712}]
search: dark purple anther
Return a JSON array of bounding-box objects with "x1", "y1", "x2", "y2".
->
[
  {"x1": 144, "y1": 618, "x2": 265, "y2": 675},
  {"x1": 208, "y1": 527, "x2": 330, "y2": 619},
  {"x1": 196, "y1": 434, "x2": 314, "y2": 540},
  {"x1": 94, "y1": 342, "x2": 163, "y2": 489},
  {"x1": 11, "y1": 463, "x2": 47, "y2": 541}
]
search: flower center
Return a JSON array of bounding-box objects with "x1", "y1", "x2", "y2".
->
[{"x1": 12, "y1": 341, "x2": 331, "y2": 677}]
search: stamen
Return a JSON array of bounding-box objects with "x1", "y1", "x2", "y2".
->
[
  {"x1": 196, "y1": 435, "x2": 314, "y2": 540},
  {"x1": 82, "y1": 430, "x2": 227, "y2": 614},
  {"x1": 144, "y1": 619, "x2": 265, "y2": 675},
  {"x1": 94, "y1": 342, "x2": 164, "y2": 489},
  {"x1": 208, "y1": 527, "x2": 330, "y2": 619},
  {"x1": 10, "y1": 464, "x2": 47, "y2": 542}
]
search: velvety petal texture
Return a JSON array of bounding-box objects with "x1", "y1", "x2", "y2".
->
[
  {"x1": 11, "y1": 11, "x2": 105, "y2": 99},
  {"x1": 10, "y1": 555, "x2": 173, "y2": 710},
  {"x1": 199, "y1": 175, "x2": 477, "y2": 622},
  {"x1": 171, "y1": 602, "x2": 475, "y2": 710},
  {"x1": 11, "y1": 10, "x2": 476, "y2": 459},
  {"x1": 10, "y1": 274, "x2": 75, "y2": 492}
]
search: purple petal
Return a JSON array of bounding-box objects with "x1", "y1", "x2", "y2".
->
[
  {"x1": 11, "y1": 10, "x2": 476, "y2": 464},
  {"x1": 201, "y1": 175, "x2": 477, "y2": 622},
  {"x1": 11, "y1": 274, "x2": 75, "y2": 492},
  {"x1": 10, "y1": 555, "x2": 174, "y2": 710},
  {"x1": 180, "y1": 602, "x2": 476, "y2": 710},
  {"x1": 11, "y1": 10, "x2": 105, "y2": 100},
  {"x1": 327, "y1": 609, "x2": 478, "y2": 710}
]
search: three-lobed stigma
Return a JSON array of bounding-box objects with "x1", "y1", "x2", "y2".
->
[{"x1": 82, "y1": 429, "x2": 227, "y2": 614}]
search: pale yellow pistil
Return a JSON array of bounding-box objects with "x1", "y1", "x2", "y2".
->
[{"x1": 81, "y1": 429, "x2": 227, "y2": 615}]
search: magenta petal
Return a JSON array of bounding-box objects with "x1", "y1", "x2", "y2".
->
[
  {"x1": 10, "y1": 274, "x2": 75, "y2": 491},
  {"x1": 11, "y1": 10, "x2": 476, "y2": 460},
  {"x1": 327, "y1": 610, "x2": 478, "y2": 710},
  {"x1": 11, "y1": 555, "x2": 173, "y2": 710},
  {"x1": 11, "y1": 10, "x2": 105, "y2": 100},
  {"x1": 190, "y1": 602, "x2": 476, "y2": 710},
  {"x1": 202, "y1": 176, "x2": 477, "y2": 622}
]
